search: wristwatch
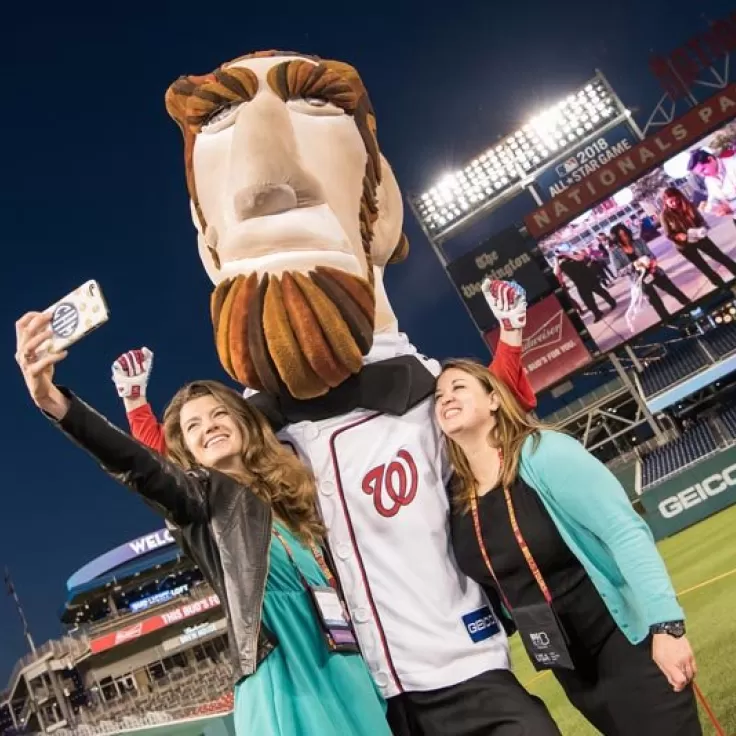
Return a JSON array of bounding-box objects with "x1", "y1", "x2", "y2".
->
[{"x1": 650, "y1": 620, "x2": 686, "y2": 638}]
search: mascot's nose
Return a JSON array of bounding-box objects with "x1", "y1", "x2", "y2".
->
[{"x1": 234, "y1": 184, "x2": 298, "y2": 220}]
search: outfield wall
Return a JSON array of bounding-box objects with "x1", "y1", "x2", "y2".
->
[{"x1": 639, "y1": 445, "x2": 736, "y2": 540}]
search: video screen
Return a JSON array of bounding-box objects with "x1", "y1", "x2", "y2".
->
[{"x1": 537, "y1": 119, "x2": 736, "y2": 354}]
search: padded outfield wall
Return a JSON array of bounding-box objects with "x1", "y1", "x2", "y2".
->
[{"x1": 638, "y1": 445, "x2": 736, "y2": 540}]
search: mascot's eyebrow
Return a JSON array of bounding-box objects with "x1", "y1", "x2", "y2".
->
[
  {"x1": 266, "y1": 60, "x2": 358, "y2": 112},
  {"x1": 167, "y1": 67, "x2": 259, "y2": 132}
]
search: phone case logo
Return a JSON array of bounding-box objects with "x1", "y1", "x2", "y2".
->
[{"x1": 51, "y1": 302, "x2": 79, "y2": 338}]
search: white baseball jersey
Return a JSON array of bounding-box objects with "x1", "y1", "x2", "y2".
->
[
  {"x1": 278, "y1": 332, "x2": 509, "y2": 699},
  {"x1": 705, "y1": 156, "x2": 736, "y2": 211}
]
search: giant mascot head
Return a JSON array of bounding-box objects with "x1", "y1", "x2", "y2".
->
[{"x1": 165, "y1": 51, "x2": 408, "y2": 400}]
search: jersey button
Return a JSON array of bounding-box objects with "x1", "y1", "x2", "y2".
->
[
  {"x1": 374, "y1": 672, "x2": 390, "y2": 689},
  {"x1": 336, "y1": 543, "x2": 353, "y2": 560},
  {"x1": 353, "y1": 607, "x2": 370, "y2": 623},
  {"x1": 303, "y1": 424, "x2": 320, "y2": 441},
  {"x1": 320, "y1": 480, "x2": 336, "y2": 496}
]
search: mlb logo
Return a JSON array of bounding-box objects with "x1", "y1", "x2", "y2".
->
[{"x1": 555, "y1": 157, "x2": 578, "y2": 177}]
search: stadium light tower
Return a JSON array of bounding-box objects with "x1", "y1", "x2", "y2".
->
[{"x1": 410, "y1": 70, "x2": 643, "y2": 254}]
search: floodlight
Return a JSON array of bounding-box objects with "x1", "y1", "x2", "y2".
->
[{"x1": 413, "y1": 74, "x2": 623, "y2": 237}]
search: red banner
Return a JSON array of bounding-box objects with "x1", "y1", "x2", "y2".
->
[
  {"x1": 485, "y1": 295, "x2": 591, "y2": 393},
  {"x1": 524, "y1": 85, "x2": 736, "y2": 239},
  {"x1": 89, "y1": 594, "x2": 221, "y2": 654}
]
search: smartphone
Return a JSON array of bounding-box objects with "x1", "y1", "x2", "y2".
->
[{"x1": 40, "y1": 280, "x2": 110, "y2": 354}]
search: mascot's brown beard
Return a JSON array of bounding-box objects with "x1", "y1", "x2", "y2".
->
[{"x1": 211, "y1": 265, "x2": 376, "y2": 400}]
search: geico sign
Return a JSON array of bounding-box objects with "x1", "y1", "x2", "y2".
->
[{"x1": 658, "y1": 462, "x2": 736, "y2": 518}]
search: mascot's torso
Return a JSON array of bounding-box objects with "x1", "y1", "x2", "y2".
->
[{"x1": 278, "y1": 336, "x2": 509, "y2": 699}]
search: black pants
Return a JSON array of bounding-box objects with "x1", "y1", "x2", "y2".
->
[
  {"x1": 386, "y1": 669, "x2": 561, "y2": 736},
  {"x1": 575, "y1": 280, "x2": 616, "y2": 319},
  {"x1": 680, "y1": 237, "x2": 736, "y2": 288},
  {"x1": 554, "y1": 627, "x2": 702, "y2": 736},
  {"x1": 643, "y1": 270, "x2": 690, "y2": 321}
]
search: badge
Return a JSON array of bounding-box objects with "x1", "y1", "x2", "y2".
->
[
  {"x1": 308, "y1": 585, "x2": 360, "y2": 653},
  {"x1": 513, "y1": 602, "x2": 574, "y2": 671}
]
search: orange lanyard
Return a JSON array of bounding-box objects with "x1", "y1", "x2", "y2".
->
[
  {"x1": 469, "y1": 448, "x2": 553, "y2": 608},
  {"x1": 272, "y1": 526, "x2": 337, "y2": 591}
]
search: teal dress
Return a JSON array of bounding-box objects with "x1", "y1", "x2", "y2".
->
[{"x1": 234, "y1": 523, "x2": 390, "y2": 736}]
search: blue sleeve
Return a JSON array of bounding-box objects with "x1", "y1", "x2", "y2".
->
[{"x1": 531, "y1": 432, "x2": 684, "y2": 625}]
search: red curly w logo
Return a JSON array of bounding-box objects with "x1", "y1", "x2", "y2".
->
[{"x1": 361, "y1": 450, "x2": 419, "y2": 518}]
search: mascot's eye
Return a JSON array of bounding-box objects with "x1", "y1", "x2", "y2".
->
[
  {"x1": 287, "y1": 97, "x2": 343, "y2": 117},
  {"x1": 201, "y1": 102, "x2": 242, "y2": 132}
]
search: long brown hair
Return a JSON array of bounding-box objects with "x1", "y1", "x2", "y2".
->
[
  {"x1": 163, "y1": 380, "x2": 325, "y2": 542},
  {"x1": 440, "y1": 359, "x2": 548, "y2": 512},
  {"x1": 662, "y1": 185, "x2": 699, "y2": 223}
]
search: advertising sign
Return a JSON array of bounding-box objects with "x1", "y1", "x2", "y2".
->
[
  {"x1": 67, "y1": 528, "x2": 176, "y2": 592},
  {"x1": 485, "y1": 294, "x2": 592, "y2": 392},
  {"x1": 525, "y1": 85, "x2": 736, "y2": 239},
  {"x1": 129, "y1": 584, "x2": 189, "y2": 613},
  {"x1": 446, "y1": 226, "x2": 551, "y2": 332},
  {"x1": 162, "y1": 620, "x2": 227, "y2": 651},
  {"x1": 640, "y1": 445, "x2": 736, "y2": 540},
  {"x1": 535, "y1": 125, "x2": 639, "y2": 202},
  {"x1": 90, "y1": 594, "x2": 221, "y2": 654}
]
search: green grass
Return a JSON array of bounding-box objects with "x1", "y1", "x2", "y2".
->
[{"x1": 509, "y1": 504, "x2": 736, "y2": 735}]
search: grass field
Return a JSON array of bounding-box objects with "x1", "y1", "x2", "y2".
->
[{"x1": 510, "y1": 504, "x2": 736, "y2": 735}]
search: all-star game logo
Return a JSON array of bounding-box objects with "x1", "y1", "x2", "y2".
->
[
  {"x1": 547, "y1": 137, "x2": 633, "y2": 198},
  {"x1": 51, "y1": 302, "x2": 79, "y2": 339}
]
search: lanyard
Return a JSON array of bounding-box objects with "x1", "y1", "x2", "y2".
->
[
  {"x1": 271, "y1": 525, "x2": 337, "y2": 591},
  {"x1": 469, "y1": 448, "x2": 553, "y2": 608}
]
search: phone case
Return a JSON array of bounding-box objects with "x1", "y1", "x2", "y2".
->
[{"x1": 42, "y1": 280, "x2": 110, "y2": 354}]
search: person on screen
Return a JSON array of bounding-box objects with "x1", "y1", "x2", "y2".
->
[
  {"x1": 687, "y1": 149, "x2": 736, "y2": 218},
  {"x1": 589, "y1": 234, "x2": 615, "y2": 286},
  {"x1": 609, "y1": 222, "x2": 689, "y2": 322},
  {"x1": 434, "y1": 359, "x2": 702, "y2": 736},
  {"x1": 15, "y1": 312, "x2": 397, "y2": 736},
  {"x1": 552, "y1": 244, "x2": 616, "y2": 323},
  {"x1": 660, "y1": 185, "x2": 736, "y2": 289}
]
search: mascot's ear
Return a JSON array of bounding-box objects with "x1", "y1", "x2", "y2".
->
[
  {"x1": 191, "y1": 200, "x2": 222, "y2": 285},
  {"x1": 372, "y1": 154, "x2": 409, "y2": 268}
]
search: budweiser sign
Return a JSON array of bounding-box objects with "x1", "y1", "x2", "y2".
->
[
  {"x1": 485, "y1": 294, "x2": 591, "y2": 393},
  {"x1": 90, "y1": 593, "x2": 221, "y2": 654},
  {"x1": 114, "y1": 623, "x2": 144, "y2": 645},
  {"x1": 524, "y1": 85, "x2": 736, "y2": 239}
]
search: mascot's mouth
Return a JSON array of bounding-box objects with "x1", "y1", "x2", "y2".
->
[
  {"x1": 214, "y1": 205, "x2": 356, "y2": 271},
  {"x1": 212, "y1": 265, "x2": 375, "y2": 399}
]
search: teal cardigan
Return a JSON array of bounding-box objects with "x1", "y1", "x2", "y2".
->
[{"x1": 517, "y1": 430, "x2": 683, "y2": 644}]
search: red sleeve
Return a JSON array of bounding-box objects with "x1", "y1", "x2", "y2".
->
[
  {"x1": 127, "y1": 403, "x2": 167, "y2": 455},
  {"x1": 489, "y1": 341, "x2": 537, "y2": 412}
]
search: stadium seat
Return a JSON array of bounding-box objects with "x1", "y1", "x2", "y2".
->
[
  {"x1": 701, "y1": 321, "x2": 736, "y2": 360},
  {"x1": 639, "y1": 340, "x2": 711, "y2": 398},
  {"x1": 641, "y1": 421, "x2": 719, "y2": 489},
  {"x1": 718, "y1": 404, "x2": 736, "y2": 440}
]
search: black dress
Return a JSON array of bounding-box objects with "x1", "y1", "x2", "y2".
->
[{"x1": 451, "y1": 478, "x2": 702, "y2": 736}]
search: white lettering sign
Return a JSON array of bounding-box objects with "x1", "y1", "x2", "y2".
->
[{"x1": 657, "y1": 462, "x2": 736, "y2": 518}]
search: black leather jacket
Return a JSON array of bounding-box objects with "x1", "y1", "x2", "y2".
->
[{"x1": 53, "y1": 389, "x2": 277, "y2": 682}]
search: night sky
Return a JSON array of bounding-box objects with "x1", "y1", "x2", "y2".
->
[{"x1": 1, "y1": 0, "x2": 731, "y2": 679}]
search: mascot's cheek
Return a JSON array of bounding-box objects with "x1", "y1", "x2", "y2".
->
[{"x1": 293, "y1": 116, "x2": 367, "y2": 263}]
